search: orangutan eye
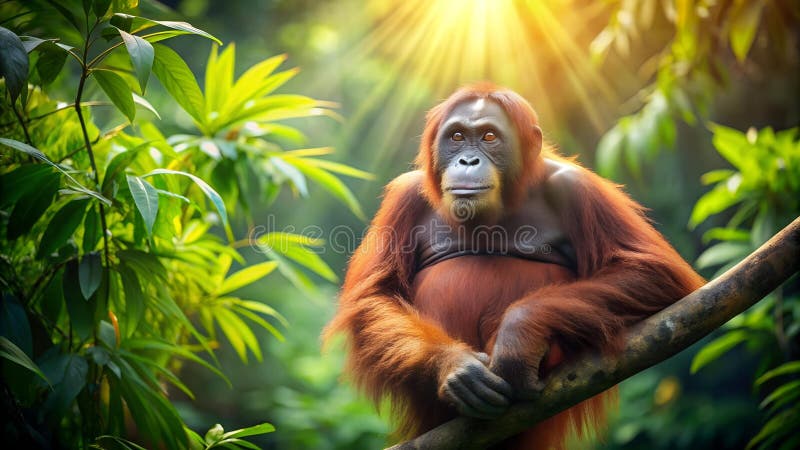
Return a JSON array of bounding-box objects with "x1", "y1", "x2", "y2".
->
[
  {"x1": 452, "y1": 132, "x2": 464, "y2": 141},
  {"x1": 483, "y1": 131, "x2": 497, "y2": 142}
]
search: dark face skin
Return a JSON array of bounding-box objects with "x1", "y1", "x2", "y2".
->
[{"x1": 436, "y1": 98, "x2": 521, "y2": 222}]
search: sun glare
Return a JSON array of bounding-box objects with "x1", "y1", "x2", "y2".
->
[{"x1": 351, "y1": 0, "x2": 616, "y2": 130}]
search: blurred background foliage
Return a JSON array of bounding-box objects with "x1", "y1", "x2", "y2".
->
[{"x1": 1, "y1": 0, "x2": 798, "y2": 449}]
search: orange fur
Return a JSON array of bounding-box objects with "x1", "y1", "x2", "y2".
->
[{"x1": 323, "y1": 83, "x2": 704, "y2": 448}]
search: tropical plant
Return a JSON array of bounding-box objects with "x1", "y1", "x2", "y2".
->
[
  {"x1": 689, "y1": 124, "x2": 799, "y2": 450},
  {"x1": 592, "y1": 0, "x2": 798, "y2": 178},
  {"x1": 0, "y1": 0, "x2": 367, "y2": 448}
]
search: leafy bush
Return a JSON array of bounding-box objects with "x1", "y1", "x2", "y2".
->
[
  {"x1": 0, "y1": 0, "x2": 366, "y2": 448},
  {"x1": 689, "y1": 125, "x2": 799, "y2": 450}
]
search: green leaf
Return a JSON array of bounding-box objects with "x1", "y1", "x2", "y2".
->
[
  {"x1": 690, "y1": 330, "x2": 748, "y2": 373},
  {"x1": 83, "y1": 207, "x2": 101, "y2": 253},
  {"x1": 701, "y1": 227, "x2": 750, "y2": 244},
  {"x1": 0, "y1": 26, "x2": 29, "y2": 102},
  {"x1": 111, "y1": 14, "x2": 221, "y2": 44},
  {"x1": 700, "y1": 169, "x2": 735, "y2": 186},
  {"x1": 759, "y1": 380, "x2": 800, "y2": 410},
  {"x1": 63, "y1": 261, "x2": 94, "y2": 339},
  {"x1": 93, "y1": 0, "x2": 113, "y2": 17},
  {"x1": 35, "y1": 44, "x2": 67, "y2": 85},
  {"x1": 143, "y1": 169, "x2": 229, "y2": 228},
  {"x1": 729, "y1": 1, "x2": 765, "y2": 62},
  {"x1": 102, "y1": 144, "x2": 148, "y2": 194},
  {"x1": 268, "y1": 241, "x2": 338, "y2": 282},
  {"x1": 218, "y1": 262, "x2": 278, "y2": 295},
  {"x1": 38, "y1": 198, "x2": 90, "y2": 258},
  {"x1": 133, "y1": 93, "x2": 160, "y2": 118},
  {"x1": 152, "y1": 44, "x2": 205, "y2": 124},
  {"x1": 270, "y1": 156, "x2": 308, "y2": 196},
  {"x1": 756, "y1": 361, "x2": 800, "y2": 386},
  {"x1": 222, "y1": 422, "x2": 275, "y2": 439},
  {"x1": 285, "y1": 157, "x2": 365, "y2": 220},
  {"x1": 126, "y1": 175, "x2": 159, "y2": 236},
  {"x1": 695, "y1": 241, "x2": 751, "y2": 270},
  {"x1": 0, "y1": 138, "x2": 111, "y2": 205},
  {"x1": 79, "y1": 252, "x2": 103, "y2": 300},
  {"x1": 205, "y1": 44, "x2": 235, "y2": 118},
  {"x1": 93, "y1": 69, "x2": 136, "y2": 122},
  {"x1": 42, "y1": 354, "x2": 88, "y2": 421},
  {"x1": 124, "y1": 338, "x2": 230, "y2": 386},
  {"x1": 214, "y1": 308, "x2": 260, "y2": 362},
  {"x1": 118, "y1": 29, "x2": 154, "y2": 93},
  {"x1": 6, "y1": 168, "x2": 59, "y2": 240},
  {"x1": 235, "y1": 300, "x2": 288, "y2": 328},
  {"x1": 689, "y1": 182, "x2": 743, "y2": 228},
  {"x1": 285, "y1": 157, "x2": 374, "y2": 180},
  {"x1": 0, "y1": 337, "x2": 51, "y2": 386}
]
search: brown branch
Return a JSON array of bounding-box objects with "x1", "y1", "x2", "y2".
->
[{"x1": 389, "y1": 216, "x2": 800, "y2": 450}]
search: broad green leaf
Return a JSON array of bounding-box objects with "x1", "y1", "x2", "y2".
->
[
  {"x1": 35, "y1": 44, "x2": 67, "y2": 85},
  {"x1": 38, "y1": 198, "x2": 90, "y2": 258},
  {"x1": 143, "y1": 169, "x2": 229, "y2": 228},
  {"x1": 63, "y1": 262, "x2": 93, "y2": 339},
  {"x1": 701, "y1": 227, "x2": 750, "y2": 244},
  {"x1": 133, "y1": 93, "x2": 160, "y2": 118},
  {"x1": 102, "y1": 144, "x2": 148, "y2": 194},
  {"x1": 0, "y1": 138, "x2": 111, "y2": 205},
  {"x1": 218, "y1": 262, "x2": 278, "y2": 295},
  {"x1": 0, "y1": 337, "x2": 50, "y2": 386},
  {"x1": 6, "y1": 168, "x2": 59, "y2": 240},
  {"x1": 111, "y1": 13, "x2": 220, "y2": 44},
  {"x1": 117, "y1": 265, "x2": 144, "y2": 337},
  {"x1": 152, "y1": 44, "x2": 205, "y2": 124},
  {"x1": 690, "y1": 330, "x2": 748, "y2": 373},
  {"x1": 93, "y1": 69, "x2": 136, "y2": 122},
  {"x1": 42, "y1": 354, "x2": 88, "y2": 421},
  {"x1": 83, "y1": 207, "x2": 101, "y2": 253},
  {"x1": 93, "y1": 0, "x2": 113, "y2": 17},
  {"x1": 695, "y1": 241, "x2": 751, "y2": 270},
  {"x1": 0, "y1": 164, "x2": 54, "y2": 207},
  {"x1": 126, "y1": 175, "x2": 159, "y2": 235},
  {"x1": 728, "y1": 1, "x2": 765, "y2": 62},
  {"x1": 79, "y1": 252, "x2": 103, "y2": 300},
  {"x1": 0, "y1": 26, "x2": 29, "y2": 102},
  {"x1": 222, "y1": 422, "x2": 275, "y2": 439},
  {"x1": 710, "y1": 123, "x2": 750, "y2": 170},
  {"x1": 689, "y1": 182, "x2": 743, "y2": 228},
  {"x1": 118, "y1": 29, "x2": 154, "y2": 92}
]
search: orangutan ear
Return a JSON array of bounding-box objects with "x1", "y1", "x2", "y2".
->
[{"x1": 531, "y1": 125, "x2": 543, "y2": 155}]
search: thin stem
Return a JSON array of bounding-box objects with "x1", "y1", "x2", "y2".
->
[
  {"x1": 0, "y1": 101, "x2": 110, "y2": 128},
  {"x1": 11, "y1": 103, "x2": 32, "y2": 146}
]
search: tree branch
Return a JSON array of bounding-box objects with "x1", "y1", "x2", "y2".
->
[{"x1": 389, "y1": 216, "x2": 800, "y2": 450}]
